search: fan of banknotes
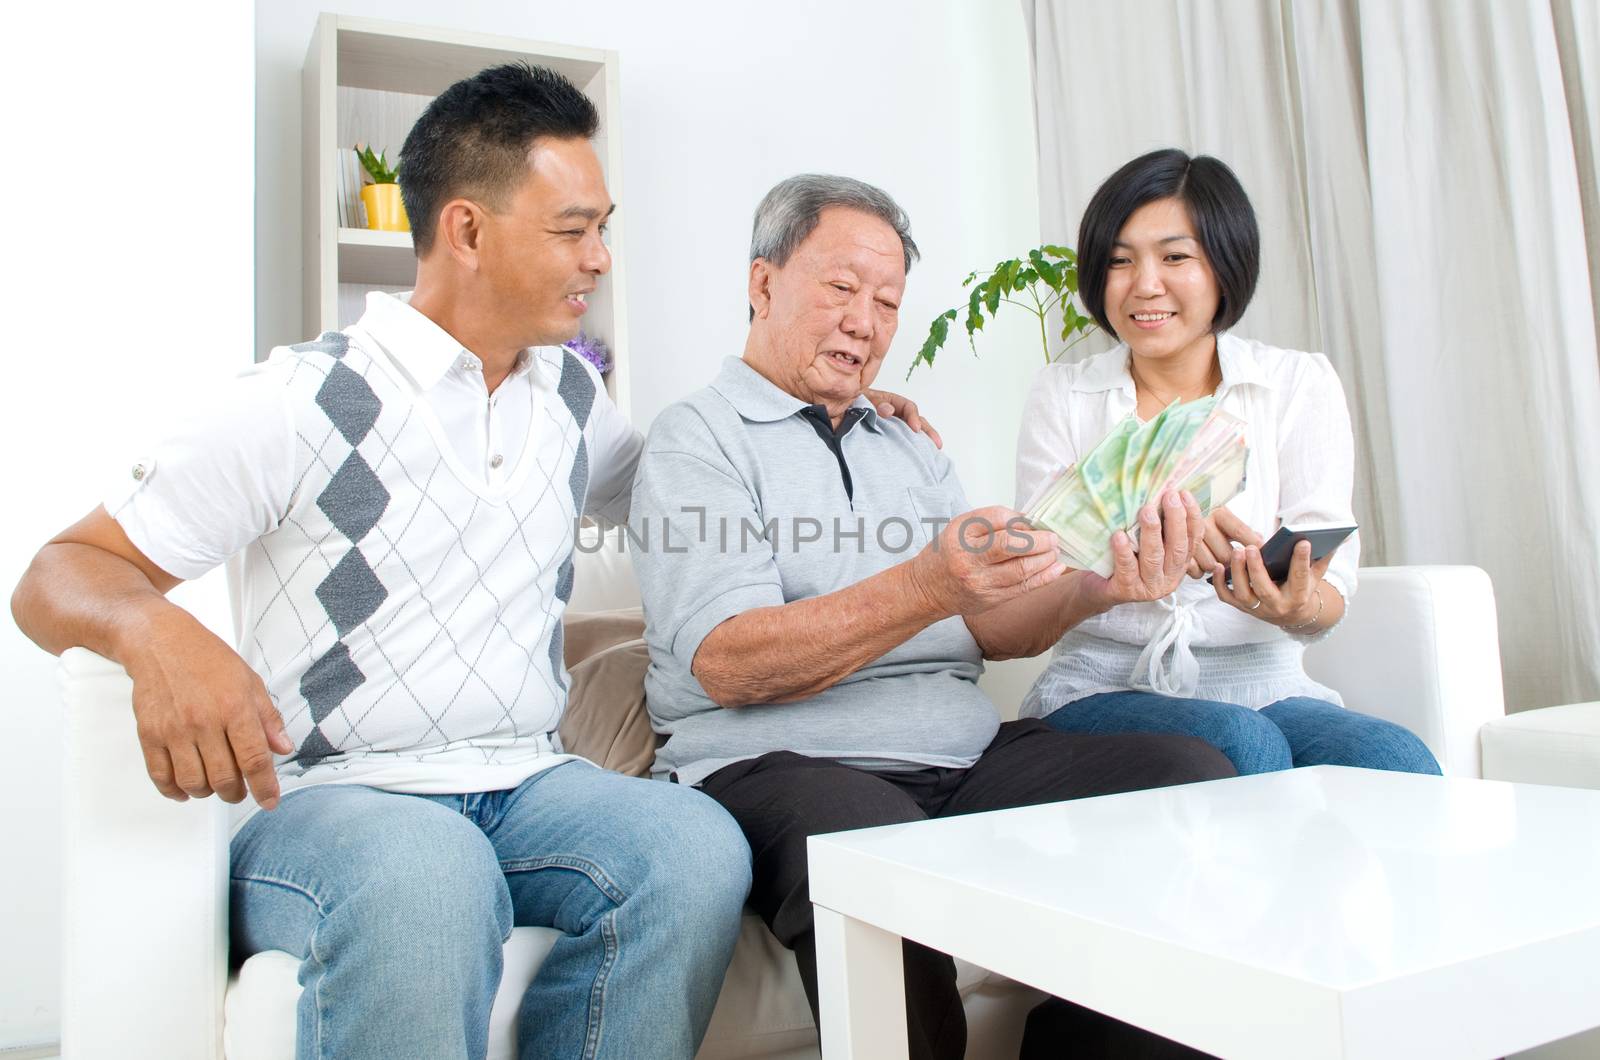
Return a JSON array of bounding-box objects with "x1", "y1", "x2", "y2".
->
[{"x1": 1023, "y1": 397, "x2": 1249, "y2": 577}]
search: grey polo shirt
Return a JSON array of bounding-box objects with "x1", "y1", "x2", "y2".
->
[{"x1": 631, "y1": 356, "x2": 997, "y2": 785}]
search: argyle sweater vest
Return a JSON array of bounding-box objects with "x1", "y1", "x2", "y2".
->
[{"x1": 233, "y1": 329, "x2": 597, "y2": 796}]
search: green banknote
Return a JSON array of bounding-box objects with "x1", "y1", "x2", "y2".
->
[
  {"x1": 1077, "y1": 416, "x2": 1137, "y2": 530},
  {"x1": 1025, "y1": 397, "x2": 1249, "y2": 577}
]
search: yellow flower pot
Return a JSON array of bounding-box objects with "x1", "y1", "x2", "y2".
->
[{"x1": 361, "y1": 183, "x2": 410, "y2": 232}]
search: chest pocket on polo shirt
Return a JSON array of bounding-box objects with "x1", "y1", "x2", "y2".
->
[{"x1": 906, "y1": 485, "x2": 959, "y2": 548}]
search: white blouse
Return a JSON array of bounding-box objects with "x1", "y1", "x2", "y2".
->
[{"x1": 1013, "y1": 333, "x2": 1359, "y2": 715}]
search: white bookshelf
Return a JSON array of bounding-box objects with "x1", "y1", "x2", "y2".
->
[{"x1": 301, "y1": 13, "x2": 630, "y2": 414}]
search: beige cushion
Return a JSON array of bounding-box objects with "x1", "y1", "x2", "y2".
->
[{"x1": 559, "y1": 608, "x2": 657, "y2": 778}]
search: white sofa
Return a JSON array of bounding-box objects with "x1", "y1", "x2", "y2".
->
[
  {"x1": 57, "y1": 562, "x2": 1505, "y2": 1059},
  {"x1": 1482, "y1": 701, "x2": 1600, "y2": 791}
]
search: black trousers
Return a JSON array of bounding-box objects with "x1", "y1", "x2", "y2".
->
[{"x1": 699, "y1": 719, "x2": 1233, "y2": 1060}]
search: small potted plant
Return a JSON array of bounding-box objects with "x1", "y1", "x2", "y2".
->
[{"x1": 356, "y1": 144, "x2": 409, "y2": 232}]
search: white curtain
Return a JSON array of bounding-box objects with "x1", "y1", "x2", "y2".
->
[{"x1": 1024, "y1": 0, "x2": 1600, "y2": 713}]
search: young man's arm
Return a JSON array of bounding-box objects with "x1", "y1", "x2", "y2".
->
[
  {"x1": 14, "y1": 370, "x2": 299, "y2": 808},
  {"x1": 14, "y1": 507, "x2": 293, "y2": 808}
]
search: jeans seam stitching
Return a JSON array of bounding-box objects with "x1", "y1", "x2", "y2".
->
[
  {"x1": 499, "y1": 855, "x2": 628, "y2": 905},
  {"x1": 582, "y1": 908, "x2": 619, "y2": 1060},
  {"x1": 306, "y1": 912, "x2": 332, "y2": 1060},
  {"x1": 230, "y1": 873, "x2": 330, "y2": 917}
]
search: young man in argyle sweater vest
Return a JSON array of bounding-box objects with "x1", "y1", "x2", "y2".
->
[{"x1": 14, "y1": 64, "x2": 752, "y2": 1059}]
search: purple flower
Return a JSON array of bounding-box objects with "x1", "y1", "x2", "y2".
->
[{"x1": 563, "y1": 331, "x2": 611, "y2": 375}]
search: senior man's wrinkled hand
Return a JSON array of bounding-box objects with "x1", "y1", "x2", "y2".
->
[
  {"x1": 1079, "y1": 490, "x2": 1203, "y2": 611},
  {"x1": 905, "y1": 505, "x2": 1065, "y2": 617}
]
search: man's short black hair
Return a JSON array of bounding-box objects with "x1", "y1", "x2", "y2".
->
[
  {"x1": 1076, "y1": 148, "x2": 1260, "y2": 335},
  {"x1": 399, "y1": 62, "x2": 600, "y2": 256}
]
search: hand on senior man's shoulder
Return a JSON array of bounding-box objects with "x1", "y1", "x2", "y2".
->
[
  {"x1": 123, "y1": 604, "x2": 294, "y2": 810},
  {"x1": 906, "y1": 505, "x2": 1065, "y2": 616},
  {"x1": 865, "y1": 387, "x2": 942, "y2": 449},
  {"x1": 1077, "y1": 490, "x2": 1203, "y2": 612}
]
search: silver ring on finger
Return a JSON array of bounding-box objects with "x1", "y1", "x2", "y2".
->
[{"x1": 1248, "y1": 598, "x2": 1263, "y2": 611}]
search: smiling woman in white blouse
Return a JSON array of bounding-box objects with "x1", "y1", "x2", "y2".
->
[{"x1": 1014, "y1": 148, "x2": 1440, "y2": 776}]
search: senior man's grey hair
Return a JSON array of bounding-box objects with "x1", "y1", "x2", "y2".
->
[{"x1": 748, "y1": 174, "x2": 920, "y2": 320}]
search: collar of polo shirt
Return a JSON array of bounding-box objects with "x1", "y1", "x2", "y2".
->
[
  {"x1": 354, "y1": 291, "x2": 539, "y2": 392},
  {"x1": 711, "y1": 357, "x2": 882, "y2": 432}
]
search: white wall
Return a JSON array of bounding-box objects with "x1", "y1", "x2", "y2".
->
[
  {"x1": 0, "y1": 0, "x2": 1041, "y2": 1046},
  {"x1": 0, "y1": 2, "x2": 254, "y2": 1048}
]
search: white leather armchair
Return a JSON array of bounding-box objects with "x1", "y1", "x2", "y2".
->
[{"x1": 57, "y1": 565, "x2": 1505, "y2": 1059}]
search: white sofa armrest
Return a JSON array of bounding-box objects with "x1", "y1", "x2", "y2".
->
[
  {"x1": 61, "y1": 647, "x2": 228, "y2": 1060},
  {"x1": 1303, "y1": 566, "x2": 1505, "y2": 778}
]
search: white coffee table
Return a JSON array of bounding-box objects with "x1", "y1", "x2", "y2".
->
[{"x1": 807, "y1": 766, "x2": 1600, "y2": 1059}]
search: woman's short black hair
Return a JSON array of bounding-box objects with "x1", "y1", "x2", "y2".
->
[
  {"x1": 1076, "y1": 148, "x2": 1260, "y2": 335},
  {"x1": 400, "y1": 62, "x2": 599, "y2": 256}
]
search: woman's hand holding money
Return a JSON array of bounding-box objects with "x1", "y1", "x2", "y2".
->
[{"x1": 1081, "y1": 490, "x2": 1203, "y2": 612}]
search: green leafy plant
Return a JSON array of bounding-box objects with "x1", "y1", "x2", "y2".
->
[
  {"x1": 908, "y1": 244, "x2": 1098, "y2": 377},
  {"x1": 355, "y1": 143, "x2": 399, "y2": 184}
]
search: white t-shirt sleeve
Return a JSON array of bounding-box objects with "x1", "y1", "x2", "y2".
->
[
  {"x1": 1014, "y1": 365, "x2": 1082, "y2": 511},
  {"x1": 103, "y1": 368, "x2": 296, "y2": 581},
  {"x1": 1275, "y1": 353, "x2": 1360, "y2": 604},
  {"x1": 579, "y1": 358, "x2": 644, "y2": 528}
]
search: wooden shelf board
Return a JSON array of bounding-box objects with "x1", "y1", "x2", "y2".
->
[
  {"x1": 337, "y1": 23, "x2": 604, "y2": 96},
  {"x1": 337, "y1": 228, "x2": 417, "y2": 286}
]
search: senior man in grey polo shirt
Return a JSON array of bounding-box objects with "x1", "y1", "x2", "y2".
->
[{"x1": 630, "y1": 175, "x2": 1235, "y2": 1060}]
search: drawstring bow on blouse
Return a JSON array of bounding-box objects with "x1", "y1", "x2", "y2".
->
[{"x1": 1131, "y1": 594, "x2": 1201, "y2": 696}]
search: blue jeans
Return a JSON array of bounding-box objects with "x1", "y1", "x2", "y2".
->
[
  {"x1": 1043, "y1": 692, "x2": 1442, "y2": 777},
  {"x1": 230, "y1": 760, "x2": 752, "y2": 1060}
]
